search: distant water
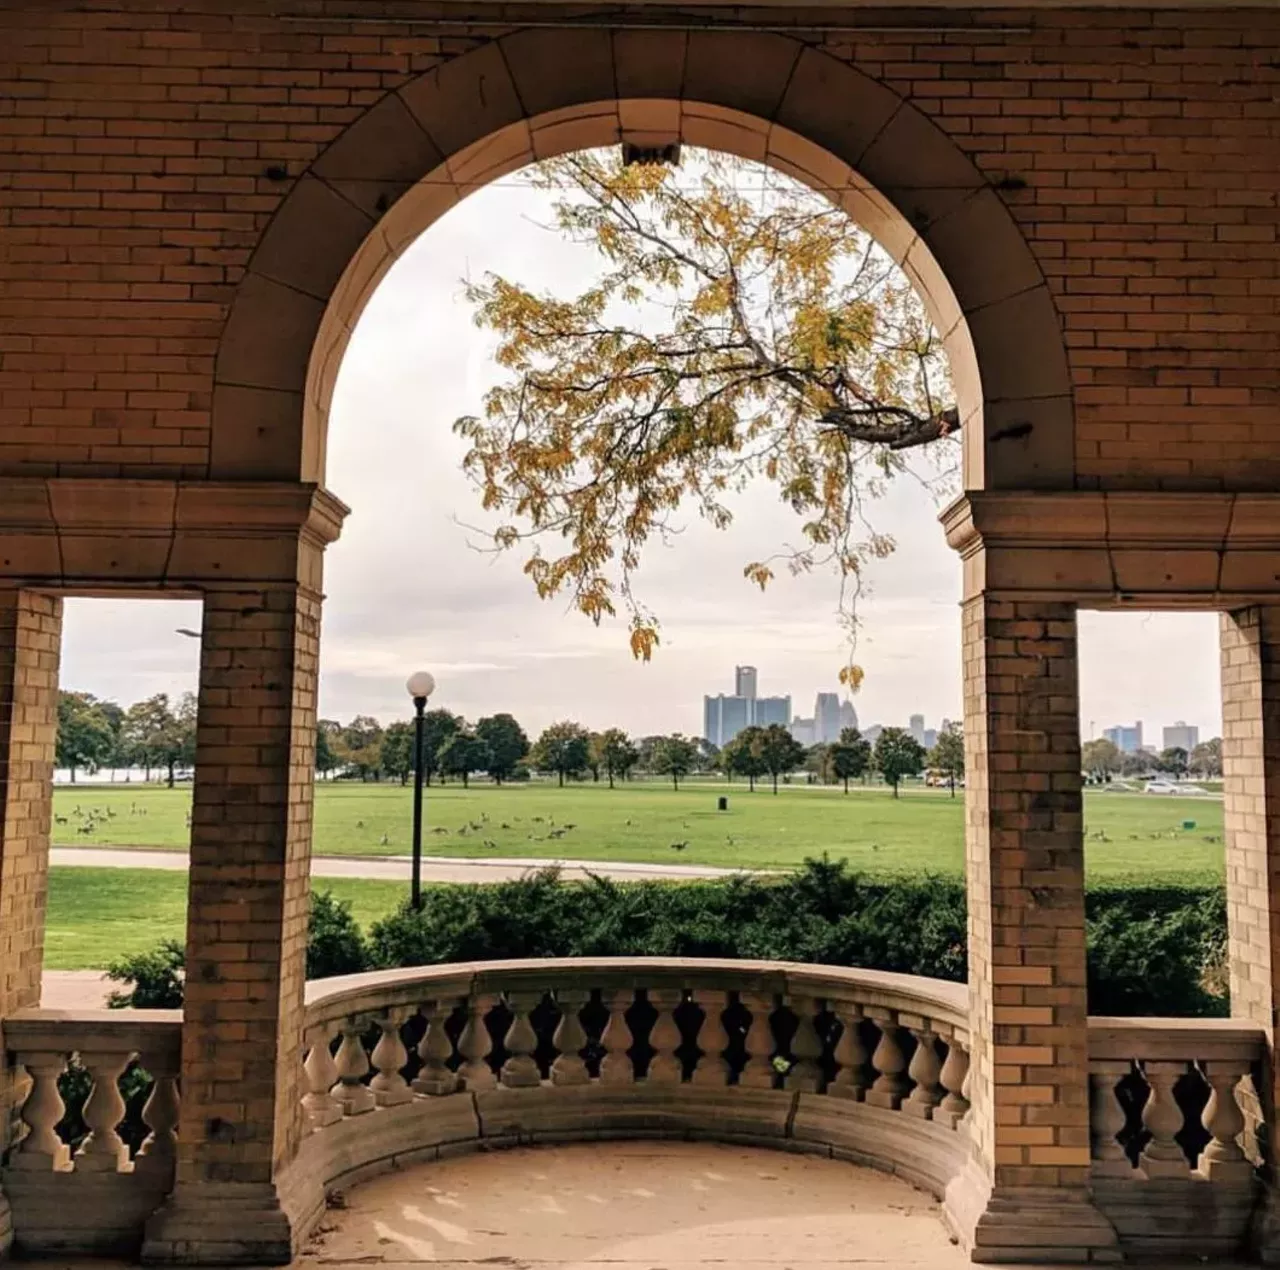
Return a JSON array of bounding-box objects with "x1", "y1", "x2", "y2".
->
[{"x1": 53, "y1": 768, "x2": 191, "y2": 786}]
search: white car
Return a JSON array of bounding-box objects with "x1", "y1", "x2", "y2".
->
[{"x1": 1143, "y1": 780, "x2": 1181, "y2": 795}]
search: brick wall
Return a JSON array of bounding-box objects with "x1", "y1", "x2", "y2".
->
[
  {"x1": 0, "y1": 3, "x2": 1277, "y2": 488},
  {"x1": 963, "y1": 596, "x2": 1091, "y2": 1190},
  {"x1": 0, "y1": 590, "x2": 61, "y2": 1242}
]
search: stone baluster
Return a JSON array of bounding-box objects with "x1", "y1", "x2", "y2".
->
[
  {"x1": 135, "y1": 1048, "x2": 182, "y2": 1176},
  {"x1": 1138, "y1": 1060, "x2": 1190, "y2": 1178},
  {"x1": 938, "y1": 1037, "x2": 971, "y2": 1129},
  {"x1": 690, "y1": 989, "x2": 730, "y2": 1087},
  {"x1": 501, "y1": 992, "x2": 543, "y2": 1088},
  {"x1": 370, "y1": 1013, "x2": 413, "y2": 1106},
  {"x1": 332, "y1": 1022, "x2": 375, "y2": 1115},
  {"x1": 1198, "y1": 1061, "x2": 1254, "y2": 1182},
  {"x1": 457, "y1": 994, "x2": 497, "y2": 1091},
  {"x1": 646, "y1": 988, "x2": 683, "y2": 1083},
  {"x1": 739, "y1": 991, "x2": 777, "y2": 1090},
  {"x1": 301, "y1": 1029, "x2": 343, "y2": 1129},
  {"x1": 1089, "y1": 1060, "x2": 1132, "y2": 1177},
  {"x1": 599, "y1": 989, "x2": 635, "y2": 1085},
  {"x1": 904, "y1": 1028, "x2": 943, "y2": 1120},
  {"x1": 785, "y1": 996, "x2": 823, "y2": 1093},
  {"x1": 12, "y1": 1051, "x2": 70, "y2": 1170},
  {"x1": 74, "y1": 1051, "x2": 130, "y2": 1171},
  {"x1": 413, "y1": 1000, "x2": 458, "y2": 1095},
  {"x1": 829, "y1": 1004, "x2": 869, "y2": 1102},
  {"x1": 865, "y1": 1016, "x2": 910, "y2": 1110},
  {"x1": 551, "y1": 990, "x2": 590, "y2": 1086}
]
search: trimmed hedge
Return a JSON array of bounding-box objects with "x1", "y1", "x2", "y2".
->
[{"x1": 105, "y1": 859, "x2": 1229, "y2": 1019}]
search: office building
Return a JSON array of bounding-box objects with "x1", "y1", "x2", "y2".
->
[
  {"x1": 755, "y1": 696, "x2": 791, "y2": 728},
  {"x1": 703, "y1": 693, "x2": 751, "y2": 748},
  {"x1": 789, "y1": 717, "x2": 816, "y2": 746},
  {"x1": 1103, "y1": 722, "x2": 1144, "y2": 754},
  {"x1": 839, "y1": 700, "x2": 859, "y2": 735},
  {"x1": 909, "y1": 714, "x2": 926, "y2": 746},
  {"x1": 735, "y1": 665, "x2": 758, "y2": 700},
  {"x1": 1163, "y1": 721, "x2": 1200, "y2": 753},
  {"x1": 815, "y1": 693, "x2": 842, "y2": 744}
]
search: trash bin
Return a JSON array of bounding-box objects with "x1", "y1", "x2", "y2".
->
[
  {"x1": 1182, "y1": 820, "x2": 1196, "y2": 830},
  {"x1": 718, "y1": 796, "x2": 728, "y2": 812}
]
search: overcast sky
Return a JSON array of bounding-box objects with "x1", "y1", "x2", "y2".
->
[{"x1": 60, "y1": 163, "x2": 1223, "y2": 743}]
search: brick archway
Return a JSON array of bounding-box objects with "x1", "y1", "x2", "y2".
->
[{"x1": 211, "y1": 30, "x2": 1072, "y2": 494}]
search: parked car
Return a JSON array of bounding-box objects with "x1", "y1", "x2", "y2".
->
[{"x1": 1144, "y1": 779, "x2": 1182, "y2": 795}]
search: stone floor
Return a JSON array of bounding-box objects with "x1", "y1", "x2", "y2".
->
[{"x1": 299, "y1": 1140, "x2": 968, "y2": 1268}]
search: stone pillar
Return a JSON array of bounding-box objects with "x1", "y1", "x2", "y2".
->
[
  {"x1": 1221, "y1": 607, "x2": 1280, "y2": 1258},
  {"x1": 144, "y1": 578, "x2": 324, "y2": 1264},
  {"x1": 943, "y1": 595, "x2": 1118, "y2": 1263},
  {"x1": 0, "y1": 590, "x2": 61, "y2": 1253}
]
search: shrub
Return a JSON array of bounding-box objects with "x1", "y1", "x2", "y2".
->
[
  {"x1": 106, "y1": 939, "x2": 185, "y2": 1009},
  {"x1": 307, "y1": 890, "x2": 370, "y2": 980}
]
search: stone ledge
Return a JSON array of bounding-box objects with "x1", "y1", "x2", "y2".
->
[
  {"x1": 942, "y1": 490, "x2": 1280, "y2": 606},
  {"x1": 0, "y1": 477, "x2": 348, "y2": 589}
]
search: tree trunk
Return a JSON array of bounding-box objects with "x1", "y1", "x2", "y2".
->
[
  {"x1": 772, "y1": 772, "x2": 779, "y2": 794},
  {"x1": 167, "y1": 760, "x2": 176, "y2": 789},
  {"x1": 949, "y1": 774, "x2": 956, "y2": 797},
  {"x1": 462, "y1": 771, "x2": 469, "y2": 789},
  {"x1": 671, "y1": 772, "x2": 678, "y2": 791},
  {"x1": 843, "y1": 776, "x2": 849, "y2": 794},
  {"x1": 608, "y1": 769, "x2": 615, "y2": 789},
  {"x1": 748, "y1": 773, "x2": 755, "y2": 792},
  {"x1": 69, "y1": 763, "x2": 77, "y2": 784},
  {"x1": 558, "y1": 769, "x2": 564, "y2": 788},
  {"x1": 892, "y1": 779, "x2": 899, "y2": 799}
]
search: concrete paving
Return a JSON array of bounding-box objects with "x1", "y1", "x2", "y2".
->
[
  {"x1": 300, "y1": 1139, "x2": 969, "y2": 1269},
  {"x1": 50, "y1": 846, "x2": 761, "y2": 884}
]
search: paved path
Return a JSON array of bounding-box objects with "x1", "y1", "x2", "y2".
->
[{"x1": 50, "y1": 845, "x2": 760, "y2": 884}]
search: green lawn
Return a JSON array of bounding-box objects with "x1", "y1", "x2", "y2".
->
[
  {"x1": 52, "y1": 779, "x2": 1224, "y2": 883},
  {"x1": 45, "y1": 868, "x2": 406, "y2": 971}
]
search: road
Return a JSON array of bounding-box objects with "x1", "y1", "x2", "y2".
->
[{"x1": 50, "y1": 846, "x2": 760, "y2": 883}]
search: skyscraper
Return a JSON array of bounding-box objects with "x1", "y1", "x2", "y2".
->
[
  {"x1": 814, "y1": 693, "x2": 842, "y2": 744},
  {"x1": 703, "y1": 694, "x2": 752, "y2": 748},
  {"x1": 838, "y1": 700, "x2": 859, "y2": 735},
  {"x1": 1162, "y1": 721, "x2": 1199, "y2": 752},
  {"x1": 754, "y1": 696, "x2": 791, "y2": 728},
  {"x1": 735, "y1": 665, "x2": 757, "y2": 700},
  {"x1": 1103, "y1": 722, "x2": 1143, "y2": 754},
  {"x1": 909, "y1": 714, "x2": 926, "y2": 746}
]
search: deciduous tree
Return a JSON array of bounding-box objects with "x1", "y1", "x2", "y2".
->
[
  {"x1": 380, "y1": 722, "x2": 415, "y2": 785},
  {"x1": 873, "y1": 727, "x2": 925, "y2": 799},
  {"x1": 455, "y1": 150, "x2": 954, "y2": 674},
  {"x1": 56, "y1": 691, "x2": 116, "y2": 783},
  {"x1": 721, "y1": 727, "x2": 767, "y2": 792},
  {"x1": 927, "y1": 723, "x2": 964, "y2": 797},
  {"x1": 532, "y1": 721, "x2": 591, "y2": 787},
  {"x1": 1189, "y1": 737, "x2": 1222, "y2": 779},
  {"x1": 829, "y1": 726, "x2": 872, "y2": 794},
  {"x1": 438, "y1": 729, "x2": 491, "y2": 789},
  {"x1": 593, "y1": 727, "x2": 639, "y2": 789},
  {"x1": 476, "y1": 713, "x2": 529, "y2": 785},
  {"x1": 756, "y1": 724, "x2": 807, "y2": 795},
  {"x1": 651, "y1": 733, "x2": 699, "y2": 791},
  {"x1": 1082, "y1": 737, "x2": 1121, "y2": 783}
]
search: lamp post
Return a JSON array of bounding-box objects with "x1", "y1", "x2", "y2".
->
[{"x1": 406, "y1": 670, "x2": 436, "y2": 910}]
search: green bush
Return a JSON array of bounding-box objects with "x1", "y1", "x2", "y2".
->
[
  {"x1": 106, "y1": 939, "x2": 185, "y2": 1009},
  {"x1": 307, "y1": 890, "x2": 369, "y2": 980},
  {"x1": 104, "y1": 862, "x2": 1230, "y2": 1019}
]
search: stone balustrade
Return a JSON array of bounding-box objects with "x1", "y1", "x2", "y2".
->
[
  {"x1": 292, "y1": 959, "x2": 974, "y2": 1207},
  {"x1": 1, "y1": 1007, "x2": 182, "y2": 1254},
  {"x1": 2, "y1": 973, "x2": 1273, "y2": 1262},
  {"x1": 1088, "y1": 1016, "x2": 1266, "y2": 1260}
]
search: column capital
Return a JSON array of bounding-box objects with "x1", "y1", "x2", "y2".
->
[
  {"x1": 941, "y1": 489, "x2": 1280, "y2": 607},
  {"x1": 0, "y1": 477, "x2": 348, "y2": 591}
]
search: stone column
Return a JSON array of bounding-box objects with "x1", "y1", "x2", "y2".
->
[
  {"x1": 943, "y1": 595, "x2": 1118, "y2": 1263},
  {"x1": 144, "y1": 576, "x2": 324, "y2": 1264},
  {"x1": 0, "y1": 590, "x2": 61, "y2": 1253},
  {"x1": 1221, "y1": 607, "x2": 1280, "y2": 1257}
]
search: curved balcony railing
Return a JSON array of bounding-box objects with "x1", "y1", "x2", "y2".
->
[
  {"x1": 296, "y1": 958, "x2": 974, "y2": 1205},
  {"x1": 0, "y1": 962, "x2": 1269, "y2": 1260}
]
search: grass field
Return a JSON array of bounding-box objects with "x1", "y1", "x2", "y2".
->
[
  {"x1": 52, "y1": 780, "x2": 1225, "y2": 882},
  {"x1": 45, "y1": 868, "x2": 407, "y2": 970}
]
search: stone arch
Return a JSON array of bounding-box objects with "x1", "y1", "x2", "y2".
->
[{"x1": 211, "y1": 30, "x2": 1073, "y2": 492}]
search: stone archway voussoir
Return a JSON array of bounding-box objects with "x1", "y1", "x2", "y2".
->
[
  {"x1": 215, "y1": 273, "x2": 326, "y2": 396},
  {"x1": 680, "y1": 30, "x2": 804, "y2": 125},
  {"x1": 965, "y1": 285, "x2": 1071, "y2": 405},
  {"x1": 498, "y1": 28, "x2": 617, "y2": 118},
  {"x1": 209, "y1": 385, "x2": 307, "y2": 480},
  {"x1": 614, "y1": 29, "x2": 688, "y2": 100}
]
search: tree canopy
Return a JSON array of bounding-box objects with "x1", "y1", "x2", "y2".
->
[
  {"x1": 56, "y1": 691, "x2": 116, "y2": 782},
  {"x1": 927, "y1": 722, "x2": 964, "y2": 796},
  {"x1": 650, "y1": 733, "x2": 699, "y2": 791},
  {"x1": 829, "y1": 726, "x2": 872, "y2": 794},
  {"x1": 456, "y1": 149, "x2": 954, "y2": 672},
  {"x1": 873, "y1": 726, "x2": 926, "y2": 798},
  {"x1": 531, "y1": 721, "x2": 592, "y2": 787}
]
